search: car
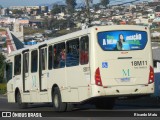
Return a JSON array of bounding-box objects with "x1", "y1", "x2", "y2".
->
[{"x1": 33, "y1": 33, "x2": 43, "y2": 38}]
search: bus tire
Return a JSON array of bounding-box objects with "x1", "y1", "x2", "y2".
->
[
  {"x1": 16, "y1": 91, "x2": 28, "y2": 109},
  {"x1": 52, "y1": 87, "x2": 66, "y2": 112},
  {"x1": 95, "y1": 98, "x2": 115, "y2": 109},
  {"x1": 66, "y1": 103, "x2": 73, "y2": 111}
]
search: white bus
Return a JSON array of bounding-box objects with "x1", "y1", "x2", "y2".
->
[{"x1": 5, "y1": 25, "x2": 154, "y2": 111}]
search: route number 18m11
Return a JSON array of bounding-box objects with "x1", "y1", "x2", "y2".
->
[{"x1": 131, "y1": 61, "x2": 147, "y2": 66}]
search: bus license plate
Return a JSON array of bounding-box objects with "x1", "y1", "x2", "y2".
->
[{"x1": 120, "y1": 78, "x2": 130, "y2": 82}]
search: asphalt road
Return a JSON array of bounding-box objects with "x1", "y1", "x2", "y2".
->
[{"x1": 1, "y1": 95, "x2": 160, "y2": 112}]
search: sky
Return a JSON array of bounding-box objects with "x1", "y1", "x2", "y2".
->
[{"x1": 0, "y1": 0, "x2": 152, "y2": 8}]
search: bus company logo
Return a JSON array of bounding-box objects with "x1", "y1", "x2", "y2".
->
[
  {"x1": 2, "y1": 112, "x2": 11, "y2": 117},
  {"x1": 1, "y1": 112, "x2": 42, "y2": 117},
  {"x1": 102, "y1": 62, "x2": 108, "y2": 68},
  {"x1": 122, "y1": 69, "x2": 130, "y2": 77}
]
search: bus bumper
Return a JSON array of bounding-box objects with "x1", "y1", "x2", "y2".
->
[{"x1": 91, "y1": 84, "x2": 154, "y2": 97}]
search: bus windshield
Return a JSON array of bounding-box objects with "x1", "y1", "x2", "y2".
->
[{"x1": 97, "y1": 30, "x2": 148, "y2": 51}]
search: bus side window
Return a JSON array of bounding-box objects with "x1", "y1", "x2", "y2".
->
[
  {"x1": 24, "y1": 53, "x2": 29, "y2": 74},
  {"x1": 53, "y1": 42, "x2": 65, "y2": 69},
  {"x1": 48, "y1": 46, "x2": 53, "y2": 70},
  {"x1": 66, "y1": 38, "x2": 79, "y2": 67},
  {"x1": 80, "y1": 36, "x2": 89, "y2": 65},
  {"x1": 6, "y1": 62, "x2": 12, "y2": 81},
  {"x1": 41, "y1": 48, "x2": 47, "y2": 70},
  {"x1": 14, "y1": 55, "x2": 21, "y2": 75},
  {"x1": 31, "y1": 50, "x2": 38, "y2": 73}
]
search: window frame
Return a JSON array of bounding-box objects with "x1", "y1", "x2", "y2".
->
[
  {"x1": 31, "y1": 50, "x2": 38, "y2": 73},
  {"x1": 14, "y1": 54, "x2": 21, "y2": 76},
  {"x1": 23, "y1": 52, "x2": 29, "y2": 74},
  {"x1": 80, "y1": 35, "x2": 89, "y2": 65},
  {"x1": 6, "y1": 62, "x2": 13, "y2": 81},
  {"x1": 41, "y1": 48, "x2": 47, "y2": 71},
  {"x1": 66, "y1": 38, "x2": 80, "y2": 67},
  {"x1": 53, "y1": 42, "x2": 66, "y2": 69},
  {"x1": 48, "y1": 45, "x2": 53, "y2": 70}
]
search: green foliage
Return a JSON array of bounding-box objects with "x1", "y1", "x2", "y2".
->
[
  {"x1": 3, "y1": 42, "x2": 6, "y2": 48},
  {"x1": 24, "y1": 27, "x2": 44, "y2": 35},
  {"x1": 0, "y1": 83, "x2": 6, "y2": 94},
  {"x1": 43, "y1": 17, "x2": 75, "y2": 30},
  {"x1": 0, "y1": 29, "x2": 5, "y2": 32},
  {"x1": 12, "y1": 9, "x2": 24, "y2": 14},
  {"x1": 0, "y1": 53, "x2": 5, "y2": 83},
  {"x1": 51, "y1": 4, "x2": 61, "y2": 15},
  {"x1": 151, "y1": 28, "x2": 160, "y2": 33}
]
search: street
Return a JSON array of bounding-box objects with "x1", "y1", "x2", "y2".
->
[{"x1": 1, "y1": 95, "x2": 160, "y2": 112}]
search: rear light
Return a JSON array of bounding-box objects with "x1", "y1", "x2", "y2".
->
[
  {"x1": 95, "y1": 67, "x2": 102, "y2": 86},
  {"x1": 148, "y1": 66, "x2": 154, "y2": 84}
]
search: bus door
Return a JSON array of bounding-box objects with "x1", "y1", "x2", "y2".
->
[
  {"x1": 22, "y1": 50, "x2": 30, "y2": 92},
  {"x1": 39, "y1": 45, "x2": 48, "y2": 91}
]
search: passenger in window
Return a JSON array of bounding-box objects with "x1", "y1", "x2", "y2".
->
[
  {"x1": 60, "y1": 49, "x2": 65, "y2": 68},
  {"x1": 61, "y1": 49, "x2": 66, "y2": 60},
  {"x1": 80, "y1": 42, "x2": 88, "y2": 64}
]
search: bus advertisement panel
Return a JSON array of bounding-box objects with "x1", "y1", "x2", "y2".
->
[{"x1": 98, "y1": 30, "x2": 148, "y2": 51}]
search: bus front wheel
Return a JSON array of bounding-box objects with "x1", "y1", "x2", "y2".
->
[
  {"x1": 16, "y1": 91, "x2": 28, "y2": 109},
  {"x1": 52, "y1": 87, "x2": 66, "y2": 112}
]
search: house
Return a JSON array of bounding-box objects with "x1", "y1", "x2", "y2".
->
[
  {"x1": 153, "y1": 17, "x2": 160, "y2": 22},
  {"x1": 148, "y1": 13, "x2": 156, "y2": 19},
  {"x1": 155, "y1": 12, "x2": 160, "y2": 17},
  {"x1": 151, "y1": 31, "x2": 160, "y2": 38},
  {"x1": 134, "y1": 18, "x2": 150, "y2": 25}
]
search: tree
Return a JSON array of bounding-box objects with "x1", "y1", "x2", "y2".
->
[
  {"x1": 3, "y1": 42, "x2": 7, "y2": 48},
  {"x1": 100, "y1": 0, "x2": 110, "y2": 7},
  {"x1": 51, "y1": 4, "x2": 61, "y2": 15},
  {"x1": 0, "y1": 53, "x2": 5, "y2": 83},
  {"x1": 12, "y1": 9, "x2": 24, "y2": 15},
  {"x1": 65, "y1": 0, "x2": 77, "y2": 29},
  {"x1": 66, "y1": 0, "x2": 77, "y2": 14}
]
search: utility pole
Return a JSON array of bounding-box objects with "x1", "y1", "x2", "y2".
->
[{"x1": 85, "y1": 0, "x2": 91, "y2": 26}]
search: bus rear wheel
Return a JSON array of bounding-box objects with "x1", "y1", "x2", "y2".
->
[
  {"x1": 66, "y1": 103, "x2": 74, "y2": 111},
  {"x1": 52, "y1": 87, "x2": 66, "y2": 112},
  {"x1": 95, "y1": 98, "x2": 115, "y2": 109},
  {"x1": 16, "y1": 91, "x2": 28, "y2": 109}
]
